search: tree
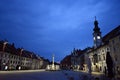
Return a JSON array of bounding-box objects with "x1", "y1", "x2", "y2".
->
[{"x1": 106, "y1": 52, "x2": 114, "y2": 79}]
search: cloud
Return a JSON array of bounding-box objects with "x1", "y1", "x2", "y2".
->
[{"x1": 0, "y1": 0, "x2": 120, "y2": 61}]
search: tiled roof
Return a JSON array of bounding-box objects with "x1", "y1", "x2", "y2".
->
[
  {"x1": 102, "y1": 25, "x2": 120, "y2": 42},
  {"x1": 0, "y1": 40, "x2": 43, "y2": 60},
  {"x1": 21, "y1": 50, "x2": 38, "y2": 59},
  {"x1": 60, "y1": 55, "x2": 71, "y2": 65},
  {"x1": 5, "y1": 43, "x2": 18, "y2": 55},
  {"x1": 0, "y1": 41, "x2": 18, "y2": 55}
]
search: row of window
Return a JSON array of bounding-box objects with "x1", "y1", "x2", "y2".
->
[
  {"x1": 2, "y1": 54, "x2": 31, "y2": 61},
  {"x1": 90, "y1": 53, "x2": 106, "y2": 64},
  {"x1": 4, "y1": 54, "x2": 20, "y2": 60},
  {"x1": 0, "y1": 53, "x2": 42, "y2": 67},
  {"x1": 3, "y1": 59, "x2": 32, "y2": 66}
]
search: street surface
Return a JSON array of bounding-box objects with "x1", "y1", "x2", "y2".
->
[
  {"x1": 0, "y1": 70, "x2": 105, "y2": 80},
  {"x1": 0, "y1": 70, "x2": 69, "y2": 80}
]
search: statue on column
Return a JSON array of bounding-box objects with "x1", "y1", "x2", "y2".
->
[{"x1": 52, "y1": 54, "x2": 55, "y2": 70}]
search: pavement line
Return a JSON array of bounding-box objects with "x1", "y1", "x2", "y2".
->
[{"x1": 0, "y1": 69, "x2": 45, "y2": 73}]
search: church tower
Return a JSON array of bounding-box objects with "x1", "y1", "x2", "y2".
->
[{"x1": 93, "y1": 17, "x2": 102, "y2": 48}]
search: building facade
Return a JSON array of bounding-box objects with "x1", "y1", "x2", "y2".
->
[
  {"x1": 71, "y1": 48, "x2": 81, "y2": 70},
  {"x1": 88, "y1": 18, "x2": 120, "y2": 77},
  {"x1": 109, "y1": 26, "x2": 120, "y2": 76},
  {"x1": 0, "y1": 40, "x2": 49, "y2": 70},
  {"x1": 60, "y1": 18, "x2": 120, "y2": 78},
  {"x1": 60, "y1": 55, "x2": 71, "y2": 70},
  {"x1": 88, "y1": 44, "x2": 109, "y2": 73}
]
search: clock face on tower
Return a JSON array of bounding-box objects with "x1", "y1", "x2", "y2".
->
[{"x1": 97, "y1": 36, "x2": 101, "y2": 39}]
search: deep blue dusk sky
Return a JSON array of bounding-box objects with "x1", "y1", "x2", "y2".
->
[{"x1": 0, "y1": 0, "x2": 120, "y2": 62}]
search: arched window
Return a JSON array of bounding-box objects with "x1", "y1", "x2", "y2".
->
[{"x1": 93, "y1": 54, "x2": 98, "y2": 65}]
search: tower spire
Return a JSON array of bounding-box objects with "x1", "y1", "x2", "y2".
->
[
  {"x1": 95, "y1": 16, "x2": 96, "y2": 21},
  {"x1": 93, "y1": 17, "x2": 102, "y2": 48},
  {"x1": 94, "y1": 16, "x2": 98, "y2": 27},
  {"x1": 94, "y1": 16, "x2": 100, "y2": 32}
]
